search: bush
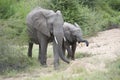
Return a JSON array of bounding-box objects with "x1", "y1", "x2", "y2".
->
[
  {"x1": 109, "y1": 0, "x2": 120, "y2": 11},
  {"x1": 0, "y1": 0, "x2": 50, "y2": 73},
  {"x1": 49, "y1": 0, "x2": 120, "y2": 36},
  {"x1": 49, "y1": 0, "x2": 80, "y2": 23},
  {"x1": 0, "y1": 38, "x2": 32, "y2": 74},
  {"x1": 0, "y1": 19, "x2": 28, "y2": 45},
  {"x1": 0, "y1": 0, "x2": 17, "y2": 19},
  {"x1": 0, "y1": 23, "x2": 33, "y2": 74},
  {"x1": 0, "y1": 0, "x2": 50, "y2": 42},
  {"x1": 48, "y1": 0, "x2": 108, "y2": 36}
]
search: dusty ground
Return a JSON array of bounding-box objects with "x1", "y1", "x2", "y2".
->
[{"x1": 1, "y1": 28, "x2": 120, "y2": 80}]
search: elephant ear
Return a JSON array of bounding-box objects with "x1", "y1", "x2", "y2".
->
[
  {"x1": 32, "y1": 11, "x2": 50, "y2": 37},
  {"x1": 63, "y1": 22, "x2": 73, "y2": 42},
  {"x1": 64, "y1": 30, "x2": 73, "y2": 42},
  {"x1": 74, "y1": 22, "x2": 83, "y2": 35}
]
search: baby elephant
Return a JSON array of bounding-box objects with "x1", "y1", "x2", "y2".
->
[{"x1": 63, "y1": 22, "x2": 89, "y2": 60}]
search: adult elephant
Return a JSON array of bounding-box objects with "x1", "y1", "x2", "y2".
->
[
  {"x1": 63, "y1": 22, "x2": 89, "y2": 60},
  {"x1": 26, "y1": 7, "x2": 69, "y2": 69}
]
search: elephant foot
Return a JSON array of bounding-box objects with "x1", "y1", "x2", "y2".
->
[
  {"x1": 54, "y1": 65, "x2": 60, "y2": 70},
  {"x1": 54, "y1": 63, "x2": 60, "y2": 70},
  {"x1": 40, "y1": 60, "x2": 47, "y2": 67},
  {"x1": 71, "y1": 57, "x2": 75, "y2": 60},
  {"x1": 67, "y1": 55, "x2": 75, "y2": 60},
  {"x1": 38, "y1": 57, "x2": 40, "y2": 61},
  {"x1": 28, "y1": 52, "x2": 32, "y2": 58},
  {"x1": 54, "y1": 66, "x2": 59, "y2": 70},
  {"x1": 67, "y1": 55, "x2": 71, "y2": 59}
]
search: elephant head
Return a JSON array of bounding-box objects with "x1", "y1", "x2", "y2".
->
[{"x1": 63, "y1": 22, "x2": 89, "y2": 46}]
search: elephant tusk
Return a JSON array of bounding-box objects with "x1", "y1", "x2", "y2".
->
[
  {"x1": 54, "y1": 36, "x2": 58, "y2": 44},
  {"x1": 74, "y1": 22, "x2": 79, "y2": 28},
  {"x1": 64, "y1": 37, "x2": 66, "y2": 41}
]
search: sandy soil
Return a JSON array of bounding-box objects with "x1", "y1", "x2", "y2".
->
[{"x1": 1, "y1": 28, "x2": 120, "y2": 80}]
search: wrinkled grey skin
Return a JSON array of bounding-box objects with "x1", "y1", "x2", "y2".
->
[
  {"x1": 63, "y1": 22, "x2": 89, "y2": 60},
  {"x1": 26, "y1": 7, "x2": 69, "y2": 69}
]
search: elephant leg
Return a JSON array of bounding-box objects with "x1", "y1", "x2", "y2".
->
[
  {"x1": 62, "y1": 47, "x2": 66, "y2": 56},
  {"x1": 40, "y1": 40, "x2": 48, "y2": 66},
  {"x1": 64, "y1": 42, "x2": 72, "y2": 59},
  {"x1": 71, "y1": 43, "x2": 76, "y2": 60},
  {"x1": 27, "y1": 42, "x2": 33, "y2": 57},
  {"x1": 37, "y1": 32, "x2": 48, "y2": 66},
  {"x1": 62, "y1": 41, "x2": 66, "y2": 56},
  {"x1": 53, "y1": 42, "x2": 60, "y2": 70},
  {"x1": 66, "y1": 46, "x2": 72, "y2": 59},
  {"x1": 65, "y1": 43, "x2": 72, "y2": 59}
]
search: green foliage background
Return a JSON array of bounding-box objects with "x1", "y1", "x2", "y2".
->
[
  {"x1": 0, "y1": 0, "x2": 120, "y2": 40},
  {"x1": 0, "y1": 0, "x2": 120, "y2": 74},
  {"x1": 49, "y1": 0, "x2": 120, "y2": 35}
]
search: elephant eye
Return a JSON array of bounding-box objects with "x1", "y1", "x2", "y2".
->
[{"x1": 72, "y1": 30, "x2": 77, "y2": 34}]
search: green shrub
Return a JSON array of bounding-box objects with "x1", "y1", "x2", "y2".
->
[
  {"x1": 0, "y1": 0, "x2": 17, "y2": 19},
  {"x1": 0, "y1": 38, "x2": 31, "y2": 74},
  {"x1": 0, "y1": 1, "x2": 49, "y2": 74},
  {"x1": 0, "y1": 0, "x2": 50, "y2": 42},
  {"x1": 0, "y1": 23, "x2": 33, "y2": 74},
  {"x1": 0, "y1": 19, "x2": 28, "y2": 45},
  {"x1": 109, "y1": 0, "x2": 120, "y2": 11},
  {"x1": 1, "y1": 0, "x2": 120, "y2": 39},
  {"x1": 49, "y1": 0, "x2": 80, "y2": 23},
  {"x1": 49, "y1": 0, "x2": 120, "y2": 36},
  {"x1": 49, "y1": 0, "x2": 108, "y2": 36}
]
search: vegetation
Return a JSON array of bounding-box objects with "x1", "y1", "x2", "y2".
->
[
  {"x1": 0, "y1": 0, "x2": 120, "y2": 76},
  {"x1": 0, "y1": 27, "x2": 34, "y2": 74},
  {"x1": 49, "y1": 0, "x2": 120, "y2": 35}
]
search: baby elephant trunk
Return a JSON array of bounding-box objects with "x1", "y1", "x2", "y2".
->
[{"x1": 78, "y1": 38, "x2": 89, "y2": 46}]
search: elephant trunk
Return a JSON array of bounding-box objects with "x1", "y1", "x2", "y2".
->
[
  {"x1": 54, "y1": 36, "x2": 70, "y2": 64},
  {"x1": 58, "y1": 45, "x2": 70, "y2": 64},
  {"x1": 53, "y1": 10, "x2": 69, "y2": 64},
  {"x1": 81, "y1": 40, "x2": 89, "y2": 46},
  {"x1": 78, "y1": 37, "x2": 89, "y2": 46}
]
